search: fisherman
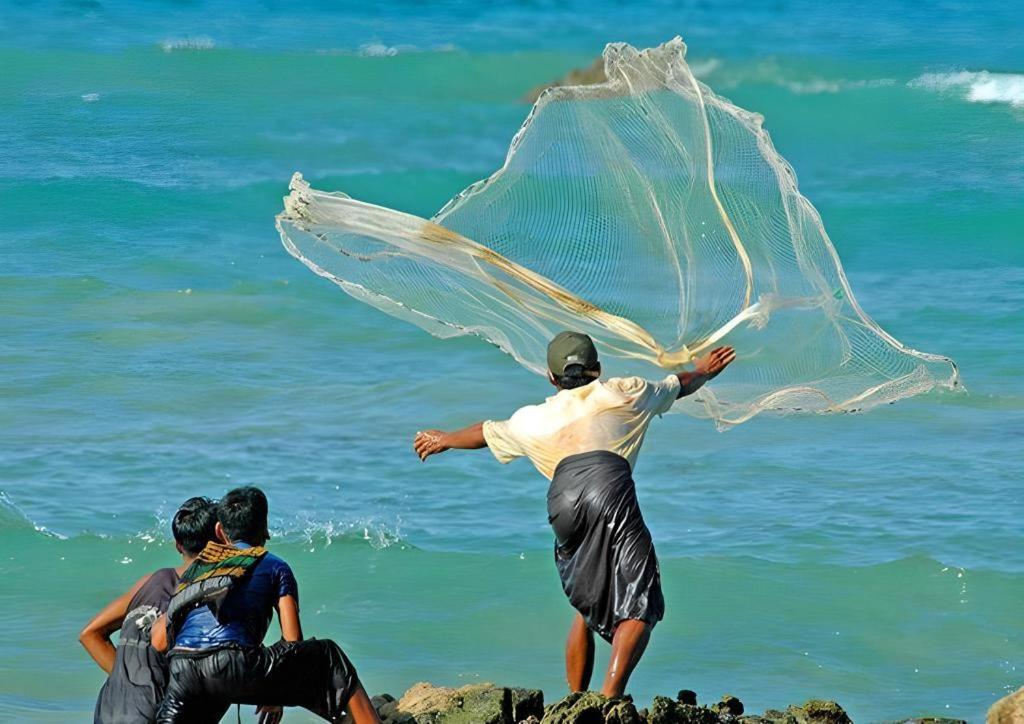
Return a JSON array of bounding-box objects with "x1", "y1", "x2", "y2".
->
[
  {"x1": 414, "y1": 331, "x2": 735, "y2": 696},
  {"x1": 81, "y1": 496, "x2": 218, "y2": 723},
  {"x1": 152, "y1": 486, "x2": 381, "y2": 724}
]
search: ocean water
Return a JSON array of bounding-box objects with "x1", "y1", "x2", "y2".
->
[{"x1": 1, "y1": 1, "x2": 1022, "y2": 721}]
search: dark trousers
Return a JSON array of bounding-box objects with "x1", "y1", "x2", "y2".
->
[{"x1": 156, "y1": 639, "x2": 359, "y2": 723}]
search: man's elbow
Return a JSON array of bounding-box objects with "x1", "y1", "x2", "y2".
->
[{"x1": 78, "y1": 626, "x2": 96, "y2": 648}]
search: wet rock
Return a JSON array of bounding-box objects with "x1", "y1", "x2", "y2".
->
[
  {"x1": 541, "y1": 691, "x2": 642, "y2": 724},
  {"x1": 647, "y1": 695, "x2": 720, "y2": 724},
  {"x1": 521, "y1": 57, "x2": 606, "y2": 103},
  {"x1": 988, "y1": 686, "x2": 1024, "y2": 724}
]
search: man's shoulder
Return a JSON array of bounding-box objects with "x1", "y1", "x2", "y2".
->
[
  {"x1": 603, "y1": 376, "x2": 650, "y2": 394},
  {"x1": 260, "y1": 551, "x2": 292, "y2": 571}
]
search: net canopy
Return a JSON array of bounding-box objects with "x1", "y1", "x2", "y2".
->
[{"x1": 277, "y1": 38, "x2": 959, "y2": 428}]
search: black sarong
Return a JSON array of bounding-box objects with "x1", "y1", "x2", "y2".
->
[{"x1": 547, "y1": 450, "x2": 664, "y2": 642}]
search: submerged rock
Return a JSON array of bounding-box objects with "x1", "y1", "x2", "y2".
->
[
  {"x1": 521, "y1": 57, "x2": 606, "y2": 103},
  {"x1": 988, "y1": 686, "x2": 1024, "y2": 724}
]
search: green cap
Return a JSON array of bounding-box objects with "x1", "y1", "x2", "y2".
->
[{"x1": 547, "y1": 331, "x2": 599, "y2": 376}]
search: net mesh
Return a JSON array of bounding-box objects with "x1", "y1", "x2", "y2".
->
[{"x1": 276, "y1": 38, "x2": 959, "y2": 427}]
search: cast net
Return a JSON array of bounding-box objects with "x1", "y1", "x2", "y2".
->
[{"x1": 276, "y1": 38, "x2": 959, "y2": 427}]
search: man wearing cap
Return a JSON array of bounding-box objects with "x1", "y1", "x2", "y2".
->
[{"x1": 413, "y1": 331, "x2": 735, "y2": 697}]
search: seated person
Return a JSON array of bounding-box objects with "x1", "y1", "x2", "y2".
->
[
  {"x1": 80, "y1": 496, "x2": 218, "y2": 723},
  {"x1": 153, "y1": 486, "x2": 380, "y2": 724}
]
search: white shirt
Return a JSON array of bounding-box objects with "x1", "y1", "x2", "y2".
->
[{"x1": 482, "y1": 375, "x2": 681, "y2": 480}]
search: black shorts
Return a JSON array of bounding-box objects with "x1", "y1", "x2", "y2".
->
[{"x1": 156, "y1": 639, "x2": 360, "y2": 723}]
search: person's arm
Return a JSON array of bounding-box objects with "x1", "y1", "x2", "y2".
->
[
  {"x1": 150, "y1": 613, "x2": 168, "y2": 653},
  {"x1": 677, "y1": 346, "x2": 736, "y2": 398},
  {"x1": 277, "y1": 595, "x2": 302, "y2": 642},
  {"x1": 413, "y1": 421, "x2": 487, "y2": 461},
  {"x1": 253, "y1": 584, "x2": 303, "y2": 724},
  {"x1": 79, "y1": 574, "x2": 151, "y2": 674}
]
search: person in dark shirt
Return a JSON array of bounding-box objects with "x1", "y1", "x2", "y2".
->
[
  {"x1": 153, "y1": 486, "x2": 380, "y2": 724},
  {"x1": 80, "y1": 496, "x2": 218, "y2": 723}
]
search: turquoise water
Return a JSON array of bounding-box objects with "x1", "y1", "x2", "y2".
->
[{"x1": 1, "y1": 2, "x2": 1022, "y2": 721}]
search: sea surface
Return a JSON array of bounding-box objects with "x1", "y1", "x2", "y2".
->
[{"x1": 1, "y1": 1, "x2": 1022, "y2": 721}]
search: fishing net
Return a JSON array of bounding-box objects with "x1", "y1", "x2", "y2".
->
[{"x1": 276, "y1": 38, "x2": 959, "y2": 427}]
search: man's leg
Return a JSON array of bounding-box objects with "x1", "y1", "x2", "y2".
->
[
  {"x1": 155, "y1": 655, "x2": 232, "y2": 724},
  {"x1": 565, "y1": 612, "x2": 595, "y2": 692},
  {"x1": 243, "y1": 639, "x2": 380, "y2": 724},
  {"x1": 344, "y1": 683, "x2": 380, "y2": 723},
  {"x1": 600, "y1": 619, "x2": 651, "y2": 698}
]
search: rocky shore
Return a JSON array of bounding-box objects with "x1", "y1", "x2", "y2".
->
[{"x1": 369, "y1": 681, "x2": 1022, "y2": 724}]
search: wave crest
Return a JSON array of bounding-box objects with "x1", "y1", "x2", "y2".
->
[{"x1": 911, "y1": 70, "x2": 1024, "y2": 108}]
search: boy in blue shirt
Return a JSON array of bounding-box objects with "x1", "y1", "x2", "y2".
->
[{"x1": 153, "y1": 487, "x2": 379, "y2": 724}]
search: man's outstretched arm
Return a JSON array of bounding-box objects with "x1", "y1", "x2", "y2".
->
[
  {"x1": 413, "y1": 422, "x2": 487, "y2": 461},
  {"x1": 677, "y1": 346, "x2": 736, "y2": 398}
]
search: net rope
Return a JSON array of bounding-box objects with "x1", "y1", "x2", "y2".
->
[{"x1": 276, "y1": 38, "x2": 959, "y2": 428}]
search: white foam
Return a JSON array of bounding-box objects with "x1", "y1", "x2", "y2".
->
[
  {"x1": 910, "y1": 70, "x2": 1024, "y2": 108},
  {"x1": 688, "y1": 58, "x2": 721, "y2": 78},
  {"x1": 785, "y1": 79, "x2": 842, "y2": 94},
  {"x1": 316, "y1": 43, "x2": 459, "y2": 57},
  {"x1": 358, "y1": 42, "x2": 400, "y2": 58},
  {"x1": 81, "y1": 92, "x2": 100, "y2": 102},
  {"x1": 160, "y1": 36, "x2": 215, "y2": 52}
]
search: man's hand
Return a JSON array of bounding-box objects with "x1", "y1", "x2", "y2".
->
[
  {"x1": 694, "y1": 346, "x2": 736, "y2": 379},
  {"x1": 414, "y1": 430, "x2": 450, "y2": 461},
  {"x1": 256, "y1": 705, "x2": 283, "y2": 724}
]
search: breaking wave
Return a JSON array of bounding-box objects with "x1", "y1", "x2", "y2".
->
[{"x1": 910, "y1": 70, "x2": 1024, "y2": 108}]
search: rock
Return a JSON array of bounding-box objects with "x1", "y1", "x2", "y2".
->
[
  {"x1": 541, "y1": 691, "x2": 642, "y2": 724},
  {"x1": 678, "y1": 691, "x2": 699, "y2": 706},
  {"x1": 781, "y1": 700, "x2": 852, "y2": 724},
  {"x1": 989, "y1": 687, "x2": 1024, "y2": 724},
  {"x1": 521, "y1": 57, "x2": 606, "y2": 103},
  {"x1": 647, "y1": 695, "x2": 721, "y2": 724},
  {"x1": 713, "y1": 696, "x2": 744, "y2": 717},
  {"x1": 372, "y1": 693, "x2": 402, "y2": 721},
  {"x1": 511, "y1": 688, "x2": 545, "y2": 722},
  {"x1": 383, "y1": 682, "x2": 514, "y2": 723}
]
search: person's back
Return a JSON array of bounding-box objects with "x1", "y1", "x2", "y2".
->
[
  {"x1": 483, "y1": 374, "x2": 681, "y2": 480},
  {"x1": 172, "y1": 546, "x2": 296, "y2": 652},
  {"x1": 94, "y1": 569, "x2": 179, "y2": 723},
  {"x1": 82, "y1": 497, "x2": 217, "y2": 724}
]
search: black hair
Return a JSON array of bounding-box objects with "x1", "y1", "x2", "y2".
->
[
  {"x1": 554, "y1": 363, "x2": 599, "y2": 390},
  {"x1": 217, "y1": 486, "x2": 269, "y2": 544},
  {"x1": 171, "y1": 497, "x2": 218, "y2": 556}
]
